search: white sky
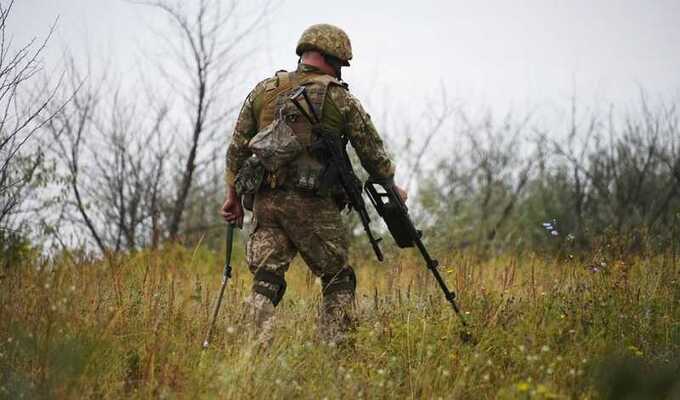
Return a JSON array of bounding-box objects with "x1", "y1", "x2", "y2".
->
[{"x1": 10, "y1": 0, "x2": 680, "y2": 128}]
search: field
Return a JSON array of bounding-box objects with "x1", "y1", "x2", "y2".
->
[{"x1": 2, "y1": 236, "x2": 680, "y2": 399}]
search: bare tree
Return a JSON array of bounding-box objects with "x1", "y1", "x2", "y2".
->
[
  {"x1": 45, "y1": 57, "x2": 171, "y2": 253},
  {"x1": 135, "y1": 0, "x2": 272, "y2": 240},
  {"x1": 0, "y1": 1, "x2": 60, "y2": 241},
  {"x1": 40, "y1": 0, "x2": 273, "y2": 252}
]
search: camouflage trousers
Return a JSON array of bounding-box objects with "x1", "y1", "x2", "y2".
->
[{"x1": 244, "y1": 189, "x2": 356, "y2": 344}]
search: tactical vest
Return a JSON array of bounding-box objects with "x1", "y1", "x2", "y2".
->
[{"x1": 256, "y1": 70, "x2": 345, "y2": 191}]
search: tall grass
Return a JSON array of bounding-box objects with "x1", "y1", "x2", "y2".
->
[{"x1": 1, "y1": 235, "x2": 679, "y2": 399}]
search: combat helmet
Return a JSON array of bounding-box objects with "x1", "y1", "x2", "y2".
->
[{"x1": 296, "y1": 24, "x2": 352, "y2": 66}]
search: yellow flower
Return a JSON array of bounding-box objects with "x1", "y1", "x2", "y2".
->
[
  {"x1": 627, "y1": 345, "x2": 644, "y2": 357},
  {"x1": 516, "y1": 382, "x2": 530, "y2": 392}
]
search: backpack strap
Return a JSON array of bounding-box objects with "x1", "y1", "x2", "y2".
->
[{"x1": 259, "y1": 71, "x2": 297, "y2": 128}]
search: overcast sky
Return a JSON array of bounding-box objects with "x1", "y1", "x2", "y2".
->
[{"x1": 10, "y1": 0, "x2": 680, "y2": 124}]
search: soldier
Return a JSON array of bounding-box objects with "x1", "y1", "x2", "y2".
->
[{"x1": 220, "y1": 24, "x2": 407, "y2": 344}]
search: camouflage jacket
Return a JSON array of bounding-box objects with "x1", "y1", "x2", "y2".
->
[{"x1": 225, "y1": 63, "x2": 395, "y2": 188}]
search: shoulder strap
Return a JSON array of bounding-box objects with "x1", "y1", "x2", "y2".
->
[
  {"x1": 298, "y1": 73, "x2": 345, "y2": 88},
  {"x1": 259, "y1": 71, "x2": 297, "y2": 128}
]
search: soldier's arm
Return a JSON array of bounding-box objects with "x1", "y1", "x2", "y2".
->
[
  {"x1": 327, "y1": 87, "x2": 396, "y2": 183},
  {"x1": 225, "y1": 82, "x2": 265, "y2": 188}
]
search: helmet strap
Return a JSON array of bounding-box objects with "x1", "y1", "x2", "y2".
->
[{"x1": 323, "y1": 54, "x2": 343, "y2": 80}]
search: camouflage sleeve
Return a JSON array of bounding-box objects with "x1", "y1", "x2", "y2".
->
[
  {"x1": 225, "y1": 82, "x2": 265, "y2": 187},
  {"x1": 327, "y1": 86, "x2": 395, "y2": 181}
]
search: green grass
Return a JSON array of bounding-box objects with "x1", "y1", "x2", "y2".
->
[{"x1": 1, "y1": 239, "x2": 679, "y2": 399}]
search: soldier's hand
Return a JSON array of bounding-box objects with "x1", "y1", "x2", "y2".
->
[
  {"x1": 395, "y1": 185, "x2": 408, "y2": 203},
  {"x1": 220, "y1": 186, "x2": 244, "y2": 227}
]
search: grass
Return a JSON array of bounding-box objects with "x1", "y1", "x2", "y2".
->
[{"x1": 1, "y1": 235, "x2": 679, "y2": 399}]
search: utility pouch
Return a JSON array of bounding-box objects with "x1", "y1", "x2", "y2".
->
[
  {"x1": 248, "y1": 110, "x2": 303, "y2": 173},
  {"x1": 235, "y1": 157, "x2": 265, "y2": 211},
  {"x1": 293, "y1": 166, "x2": 319, "y2": 191}
]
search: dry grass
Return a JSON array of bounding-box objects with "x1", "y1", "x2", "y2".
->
[{"x1": 1, "y1": 237, "x2": 679, "y2": 399}]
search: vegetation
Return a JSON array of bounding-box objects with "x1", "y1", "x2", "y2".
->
[
  {"x1": 2, "y1": 232, "x2": 679, "y2": 399},
  {"x1": 2, "y1": 1, "x2": 680, "y2": 398}
]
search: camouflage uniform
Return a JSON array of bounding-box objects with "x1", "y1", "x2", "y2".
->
[{"x1": 225, "y1": 25, "x2": 394, "y2": 344}]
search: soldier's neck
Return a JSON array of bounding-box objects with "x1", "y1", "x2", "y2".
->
[{"x1": 300, "y1": 53, "x2": 336, "y2": 77}]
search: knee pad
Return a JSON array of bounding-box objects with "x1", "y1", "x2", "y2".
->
[
  {"x1": 321, "y1": 266, "x2": 356, "y2": 297},
  {"x1": 253, "y1": 269, "x2": 287, "y2": 306}
]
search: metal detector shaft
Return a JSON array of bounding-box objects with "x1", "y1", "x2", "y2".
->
[{"x1": 202, "y1": 223, "x2": 235, "y2": 349}]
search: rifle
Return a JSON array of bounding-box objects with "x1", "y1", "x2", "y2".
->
[
  {"x1": 202, "y1": 223, "x2": 235, "y2": 349},
  {"x1": 289, "y1": 87, "x2": 470, "y2": 338},
  {"x1": 289, "y1": 86, "x2": 384, "y2": 262},
  {"x1": 365, "y1": 181, "x2": 469, "y2": 330}
]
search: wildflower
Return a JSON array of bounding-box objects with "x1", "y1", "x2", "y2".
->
[
  {"x1": 567, "y1": 233, "x2": 575, "y2": 241},
  {"x1": 377, "y1": 369, "x2": 385, "y2": 375},
  {"x1": 541, "y1": 345, "x2": 550, "y2": 352},
  {"x1": 547, "y1": 368, "x2": 553, "y2": 375},
  {"x1": 627, "y1": 345, "x2": 643, "y2": 357},
  {"x1": 226, "y1": 326, "x2": 235, "y2": 334},
  {"x1": 442, "y1": 370, "x2": 450, "y2": 377},
  {"x1": 569, "y1": 369, "x2": 576, "y2": 376},
  {"x1": 518, "y1": 345, "x2": 526, "y2": 352},
  {"x1": 516, "y1": 382, "x2": 530, "y2": 392},
  {"x1": 483, "y1": 373, "x2": 490, "y2": 381}
]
